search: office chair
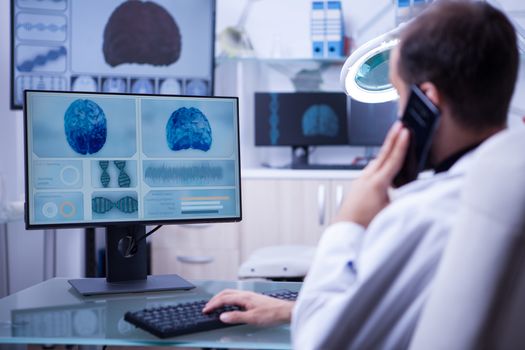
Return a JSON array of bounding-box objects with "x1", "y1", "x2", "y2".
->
[{"x1": 409, "y1": 127, "x2": 525, "y2": 349}]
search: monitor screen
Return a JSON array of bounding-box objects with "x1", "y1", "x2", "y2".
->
[
  {"x1": 11, "y1": 0, "x2": 215, "y2": 109},
  {"x1": 254, "y1": 92, "x2": 349, "y2": 146},
  {"x1": 24, "y1": 90, "x2": 241, "y2": 228},
  {"x1": 347, "y1": 98, "x2": 398, "y2": 146}
]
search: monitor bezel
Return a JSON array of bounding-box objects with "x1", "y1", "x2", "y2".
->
[
  {"x1": 23, "y1": 89, "x2": 242, "y2": 230},
  {"x1": 10, "y1": 0, "x2": 217, "y2": 110}
]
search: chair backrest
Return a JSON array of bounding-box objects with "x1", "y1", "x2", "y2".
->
[{"x1": 409, "y1": 128, "x2": 525, "y2": 350}]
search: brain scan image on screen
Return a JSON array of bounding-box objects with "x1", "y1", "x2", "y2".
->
[
  {"x1": 64, "y1": 99, "x2": 107, "y2": 155},
  {"x1": 103, "y1": 1, "x2": 181, "y2": 67},
  {"x1": 102, "y1": 77, "x2": 127, "y2": 93},
  {"x1": 302, "y1": 104, "x2": 340, "y2": 138},
  {"x1": 131, "y1": 78, "x2": 154, "y2": 94},
  {"x1": 30, "y1": 93, "x2": 137, "y2": 158},
  {"x1": 166, "y1": 107, "x2": 212, "y2": 152},
  {"x1": 71, "y1": 75, "x2": 98, "y2": 92},
  {"x1": 159, "y1": 78, "x2": 182, "y2": 95},
  {"x1": 141, "y1": 98, "x2": 235, "y2": 158}
]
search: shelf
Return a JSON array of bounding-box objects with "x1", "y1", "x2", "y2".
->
[{"x1": 215, "y1": 56, "x2": 347, "y2": 65}]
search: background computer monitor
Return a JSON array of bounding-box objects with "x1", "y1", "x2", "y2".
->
[
  {"x1": 24, "y1": 90, "x2": 241, "y2": 295},
  {"x1": 254, "y1": 92, "x2": 349, "y2": 167},
  {"x1": 347, "y1": 98, "x2": 398, "y2": 147},
  {"x1": 11, "y1": 0, "x2": 216, "y2": 109}
]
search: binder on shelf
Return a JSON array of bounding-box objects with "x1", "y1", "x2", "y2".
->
[
  {"x1": 325, "y1": 1, "x2": 344, "y2": 57},
  {"x1": 311, "y1": 1, "x2": 325, "y2": 57},
  {"x1": 310, "y1": 1, "x2": 344, "y2": 58}
]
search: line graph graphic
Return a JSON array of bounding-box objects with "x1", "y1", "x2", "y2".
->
[{"x1": 16, "y1": 46, "x2": 67, "y2": 72}]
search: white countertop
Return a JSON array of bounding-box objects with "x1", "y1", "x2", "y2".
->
[{"x1": 241, "y1": 167, "x2": 362, "y2": 180}]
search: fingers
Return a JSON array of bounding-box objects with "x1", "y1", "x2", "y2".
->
[
  {"x1": 370, "y1": 121, "x2": 403, "y2": 171},
  {"x1": 202, "y1": 290, "x2": 251, "y2": 313},
  {"x1": 219, "y1": 310, "x2": 254, "y2": 324},
  {"x1": 377, "y1": 128, "x2": 410, "y2": 179}
]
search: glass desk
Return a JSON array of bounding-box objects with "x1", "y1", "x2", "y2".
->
[{"x1": 0, "y1": 278, "x2": 301, "y2": 349}]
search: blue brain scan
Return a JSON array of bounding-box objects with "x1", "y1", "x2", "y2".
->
[
  {"x1": 302, "y1": 104, "x2": 339, "y2": 138},
  {"x1": 166, "y1": 107, "x2": 212, "y2": 152},
  {"x1": 64, "y1": 99, "x2": 107, "y2": 155},
  {"x1": 131, "y1": 78, "x2": 154, "y2": 94},
  {"x1": 102, "y1": 77, "x2": 127, "y2": 93}
]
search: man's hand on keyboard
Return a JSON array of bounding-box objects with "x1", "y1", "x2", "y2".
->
[{"x1": 202, "y1": 289, "x2": 294, "y2": 326}]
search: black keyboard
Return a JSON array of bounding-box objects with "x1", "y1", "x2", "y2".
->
[{"x1": 124, "y1": 289, "x2": 298, "y2": 338}]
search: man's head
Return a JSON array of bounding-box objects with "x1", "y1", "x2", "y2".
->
[{"x1": 389, "y1": 0, "x2": 519, "y2": 162}]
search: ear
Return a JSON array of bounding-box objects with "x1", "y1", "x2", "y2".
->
[{"x1": 419, "y1": 82, "x2": 441, "y2": 107}]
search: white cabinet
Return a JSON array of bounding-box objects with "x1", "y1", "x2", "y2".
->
[
  {"x1": 239, "y1": 177, "x2": 354, "y2": 262},
  {"x1": 151, "y1": 223, "x2": 240, "y2": 280}
]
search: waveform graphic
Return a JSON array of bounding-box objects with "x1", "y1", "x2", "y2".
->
[
  {"x1": 92, "y1": 196, "x2": 138, "y2": 214},
  {"x1": 16, "y1": 22, "x2": 66, "y2": 32},
  {"x1": 144, "y1": 163, "x2": 223, "y2": 186},
  {"x1": 17, "y1": 46, "x2": 67, "y2": 72}
]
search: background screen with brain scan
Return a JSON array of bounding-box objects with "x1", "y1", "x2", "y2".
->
[
  {"x1": 24, "y1": 91, "x2": 241, "y2": 227},
  {"x1": 254, "y1": 92, "x2": 349, "y2": 146},
  {"x1": 11, "y1": 0, "x2": 215, "y2": 109}
]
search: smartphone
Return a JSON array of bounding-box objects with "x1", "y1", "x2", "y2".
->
[{"x1": 393, "y1": 85, "x2": 441, "y2": 188}]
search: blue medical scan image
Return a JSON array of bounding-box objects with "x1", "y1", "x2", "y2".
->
[
  {"x1": 29, "y1": 93, "x2": 137, "y2": 158},
  {"x1": 103, "y1": 0, "x2": 182, "y2": 67},
  {"x1": 141, "y1": 98, "x2": 235, "y2": 158},
  {"x1": 302, "y1": 104, "x2": 340, "y2": 138},
  {"x1": 166, "y1": 107, "x2": 212, "y2": 152},
  {"x1": 64, "y1": 99, "x2": 107, "y2": 155}
]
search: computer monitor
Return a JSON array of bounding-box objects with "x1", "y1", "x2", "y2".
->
[
  {"x1": 347, "y1": 98, "x2": 398, "y2": 147},
  {"x1": 24, "y1": 90, "x2": 241, "y2": 295},
  {"x1": 254, "y1": 92, "x2": 349, "y2": 167},
  {"x1": 11, "y1": 0, "x2": 216, "y2": 109}
]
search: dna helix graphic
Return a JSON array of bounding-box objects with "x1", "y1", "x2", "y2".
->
[{"x1": 92, "y1": 196, "x2": 138, "y2": 214}]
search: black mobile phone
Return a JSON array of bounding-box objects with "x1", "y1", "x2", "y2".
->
[{"x1": 393, "y1": 85, "x2": 440, "y2": 188}]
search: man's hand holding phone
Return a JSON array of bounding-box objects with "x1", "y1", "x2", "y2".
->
[{"x1": 334, "y1": 121, "x2": 410, "y2": 228}]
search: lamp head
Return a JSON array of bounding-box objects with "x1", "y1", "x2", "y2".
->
[{"x1": 340, "y1": 25, "x2": 405, "y2": 103}]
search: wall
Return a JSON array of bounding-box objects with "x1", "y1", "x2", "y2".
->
[{"x1": 0, "y1": 0, "x2": 84, "y2": 296}]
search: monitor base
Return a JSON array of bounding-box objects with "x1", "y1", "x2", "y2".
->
[{"x1": 68, "y1": 274, "x2": 195, "y2": 296}]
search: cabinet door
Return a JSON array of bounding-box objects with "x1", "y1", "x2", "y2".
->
[
  {"x1": 153, "y1": 247, "x2": 240, "y2": 280},
  {"x1": 240, "y1": 179, "x2": 331, "y2": 261},
  {"x1": 151, "y1": 223, "x2": 239, "y2": 279},
  {"x1": 329, "y1": 179, "x2": 355, "y2": 220}
]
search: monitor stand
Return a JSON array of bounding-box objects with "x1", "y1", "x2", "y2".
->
[
  {"x1": 291, "y1": 146, "x2": 310, "y2": 169},
  {"x1": 68, "y1": 224, "x2": 195, "y2": 296}
]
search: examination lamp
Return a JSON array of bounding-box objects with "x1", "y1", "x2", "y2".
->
[{"x1": 340, "y1": 25, "x2": 404, "y2": 103}]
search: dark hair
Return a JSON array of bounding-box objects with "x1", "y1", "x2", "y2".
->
[{"x1": 398, "y1": 0, "x2": 519, "y2": 130}]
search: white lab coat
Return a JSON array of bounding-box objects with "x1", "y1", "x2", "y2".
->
[{"x1": 292, "y1": 151, "x2": 476, "y2": 350}]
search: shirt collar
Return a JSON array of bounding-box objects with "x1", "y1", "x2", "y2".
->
[{"x1": 433, "y1": 143, "x2": 481, "y2": 174}]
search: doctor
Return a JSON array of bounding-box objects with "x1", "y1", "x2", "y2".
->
[{"x1": 204, "y1": 1, "x2": 519, "y2": 347}]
